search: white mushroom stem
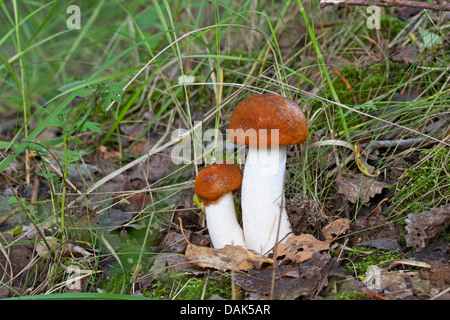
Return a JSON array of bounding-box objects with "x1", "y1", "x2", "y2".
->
[
  {"x1": 241, "y1": 145, "x2": 293, "y2": 254},
  {"x1": 205, "y1": 192, "x2": 246, "y2": 249}
]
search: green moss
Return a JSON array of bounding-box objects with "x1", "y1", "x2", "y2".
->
[
  {"x1": 143, "y1": 273, "x2": 232, "y2": 300},
  {"x1": 332, "y1": 62, "x2": 404, "y2": 107},
  {"x1": 335, "y1": 291, "x2": 367, "y2": 300},
  {"x1": 327, "y1": 12, "x2": 408, "y2": 109},
  {"x1": 344, "y1": 246, "x2": 401, "y2": 275},
  {"x1": 391, "y1": 148, "x2": 450, "y2": 214}
]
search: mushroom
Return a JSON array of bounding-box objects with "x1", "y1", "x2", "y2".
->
[
  {"x1": 194, "y1": 162, "x2": 246, "y2": 249},
  {"x1": 228, "y1": 93, "x2": 309, "y2": 254}
]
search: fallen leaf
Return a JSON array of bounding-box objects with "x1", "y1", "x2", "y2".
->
[
  {"x1": 321, "y1": 218, "x2": 351, "y2": 241},
  {"x1": 391, "y1": 45, "x2": 417, "y2": 64},
  {"x1": 335, "y1": 174, "x2": 388, "y2": 204},
  {"x1": 394, "y1": 7, "x2": 422, "y2": 19},
  {"x1": 148, "y1": 254, "x2": 205, "y2": 281},
  {"x1": 127, "y1": 192, "x2": 152, "y2": 206},
  {"x1": 405, "y1": 205, "x2": 450, "y2": 252},
  {"x1": 357, "y1": 238, "x2": 402, "y2": 251},
  {"x1": 94, "y1": 208, "x2": 133, "y2": 229},
  {"x1": 185, "y1": 244, "x2": 273, "y2": 272},
  {"x1": 276, "y1": 234, "x2": 330, "y2": 264},
  {"x1": 98, "y1": 145, "x2": 121, "y2": 159},
  {"x1": 129, "y1": 141, "x2": 148, "y2": 154},
  {"x1": 234, "y1": 252, "x2": 332, "y2": 300},
  {"x1": 157, "y1": 230, "x2": 191, "y2": 254},
  {"x1": 350, "y1": 215, "x2": 399, "y2": 246}
]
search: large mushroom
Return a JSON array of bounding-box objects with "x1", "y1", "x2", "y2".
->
[
  {"x1": 228, "y1": 93, "x2": 309, "y2": 254},
  {"x1": 194, "y1": 162, "x2": 246, "y2": 249}
]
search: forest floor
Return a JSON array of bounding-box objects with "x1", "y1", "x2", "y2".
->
[{"x1": 0, "y1": 1, "x2": 449, "y2": 300}]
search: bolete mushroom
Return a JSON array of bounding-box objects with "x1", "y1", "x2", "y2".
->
[
  {"x1": 194, "y1": 162, "x2": 246, "y2": 249},
  {"x1": 228, "y1": 93, "x2": 309, "y2": 254}
]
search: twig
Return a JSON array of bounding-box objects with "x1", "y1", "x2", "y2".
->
[
  {"x1": 367, "y1": 198, "x2": 389, "y2": 217},
  {"x1": 364, "y1": 137, "x2": 427, "y2": 153},
  {"x1": 31, "y1": 174, "x2": 40, "y2": 202},
  {"x1": 178, "y1": 217, "x2": 191, "y2": 245},
  {"x1": 364, "y1": 116, "x2": 449, "y2": 154},
  {"x1": 430, "y1": 286, "x2": 450, "y2": 300},
  {"x1": 269, "y1": 177, "x2": 290, "y2": 300},
  {"x1": 320, "y1": 0, "x2": 450, "y2": 11},
  {"x1": 336, "y1": 238, "x2": 349, "y2": 264}
]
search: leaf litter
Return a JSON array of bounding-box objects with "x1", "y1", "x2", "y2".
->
[
  {"x1": 3, "y1": 131, "x2": 448, "y2": 300},
  {"x1": 153, "y1": 155, "x2": 450, "y2": 300},
  {"x1": 2, "y1": 103, "x2": 449, "y2": 300},
  {"x1": 335, "y1": 174, "x2": 389, "y2": 204},
  {"x1": 405, "y1": 205, "x2": 450, "y2": 252}
]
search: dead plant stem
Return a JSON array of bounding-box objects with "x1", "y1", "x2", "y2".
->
[{"x1": 320, "y1": 0, "x2": 450, "y2": 11}]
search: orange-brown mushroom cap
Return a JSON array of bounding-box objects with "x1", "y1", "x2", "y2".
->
[
  {"x1": 228, "y1": 94, "x2": 308, "y2": 147},
  {"x1": 194, "y1": 162, "x2": 242, "y2": 206}
]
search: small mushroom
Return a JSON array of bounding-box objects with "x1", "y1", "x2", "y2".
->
[
  {"x1": 194, "y1": 162, "x2": 246, "y2": 249},
  {"x1": 228, "y1": 93, "x2": 309, "y2": 254}
]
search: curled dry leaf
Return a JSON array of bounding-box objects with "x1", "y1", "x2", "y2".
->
[
  {"x1": 335, "y1": 174, "x2": 388, "y2": 204},
  {"x1": 276, "y1": 234, "x2": 330, "y2": 264},
  {"x1": 405, "y1": 205, "x2": 450, "y2": 252},
  {"x1": 185, "y1": 243, "x2": 273, "y2": 272},
  {"x1": 321, "y1": 218, "x2": 351, "y2": 242},
  {"x1": 391, "y1": 45, "x2": 417, "y2": 64},
  {"x1": 234, "y1": 252, "x2": 332, "y2": 300}
]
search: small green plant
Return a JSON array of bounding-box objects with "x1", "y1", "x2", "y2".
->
[
  {"x1": 144, "y1": 273, "x2": 232, "y2": 300},
  {"x1": 8, "y1": 196, "x2": 36, "y2": 216},
  {"x1": 335, "y1": 291, "x2": 367, "y2": 300},
  {"x1": 144, "y1": 279, "x2": 171, "y2": 300},
  {"x1": 344, "y1": 247, "x2": 401, "y2": 276},
  {"x1": 96, "y1": 81, "x2": 127, "y2": 111}
]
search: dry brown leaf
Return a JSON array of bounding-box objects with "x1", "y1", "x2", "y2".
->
[
  {"x1": 185, "y1": 244, "x2": 273, "y2": 272},
  {"x1": 391, "y1": 45, "x2": 417, "y2": 64},
  {"x1": 234, "y1": 252, "x2": 332, "y2": 300},
  {"x1": 394, "y1": 7, "x2": 422, "y2": 19},
  {"x1": 335, "y1": 174, "x2": 388, "y2": 204},
  {"x1": 276, "y1": 234, "x2": 330, "y2": 264},
  {"x1": 405, "y1": 205, "x2": 450, "y2": 251},
  {"x1": 321, "y1": 218, "x2": 351, "y2": 241},
  {"x1": 98, "y1": 145, "x2": 121, "y2": 159}
]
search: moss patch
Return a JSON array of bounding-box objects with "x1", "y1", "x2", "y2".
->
[{"x1": 332, "y1": 62, "x2": 405, "y2": 107}]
